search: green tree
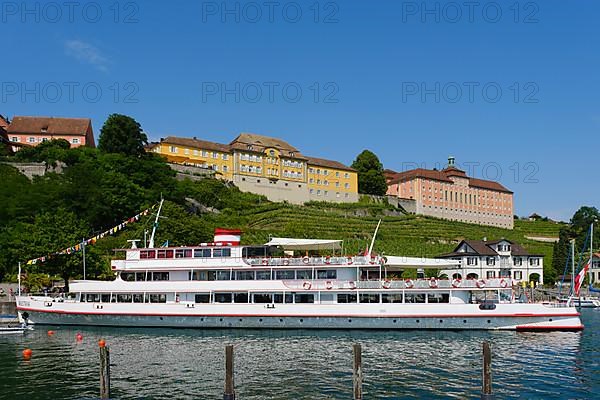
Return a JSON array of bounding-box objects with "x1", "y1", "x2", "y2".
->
[
  {"x1": 351, "y1": 150, "x2": 388, "y2": 196},
  {"x1": 98, "y1": 114, "x2": 148, "y2": 156}
]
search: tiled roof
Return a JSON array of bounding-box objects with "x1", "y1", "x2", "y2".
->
[
  {"x1": 306, "y1": 156, "x2": 355, "y2": 172},
  {"x1": 160, "y1": 136, "x2": 230, "y2": 153},
  {"x1": 438, "y1": 239, "x2": 542, "y2": 258},
  {"x1": 8, "y1": 116, "x2": 91, "y2": 136},
  {"x1": 387, "y1": 166, "x2": 512, "y2": 194},
  {"x1": 230, "y1": 132, "x2": 304, "y2": 158},
  {"x1": 0, "y1": 115, "x2": 9, "y2": 130}
]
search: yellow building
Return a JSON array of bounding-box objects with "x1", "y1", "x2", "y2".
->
[{"x1": 150, "y1": 133, "x2": 359, "y2": 204}]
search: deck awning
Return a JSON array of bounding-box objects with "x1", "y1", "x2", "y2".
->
[{"x1": 265, "y1": 237, "x2": 342, "y2": 250}]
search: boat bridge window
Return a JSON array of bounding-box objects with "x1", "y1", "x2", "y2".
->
[
  {"x1": 382, "y1": 293, "x2": 403, "y2": 303},
  {"x1": 117, "y1": 294, "x2": 133, "y2": 303},
  {"x1": 152, "y1": 272, "x2": 170, "y2": 281},
  {"x1": 275, "y1": 270, "x2": 295, "y2": 280},
  {"x1": 337, "y1": 293, "x2": 358, "y2": 303},
  {"x1": 195, "y1": 294, "x2": 210, "y2": 303},
  {"x1": 157, "y1": 250, "x2": 174, "y2": 259},
  {"x1": 213, "y1": 248, "x2": 232, "y2": 258},
  {"x1": 296, "y1": 270, "x2": 313, "y2": 280},
  {"x1": 405, "y1": 293, "x2": 426, "y2": 303},
  {"x1": 234, "y1": 293, "x2": 249, "y2": 303},
  {"x1": 175, "y1": 249, "x2": 193, "y2": 258},
  {"x1": 427, "y1": 293, "x2": 450, "y2": 303},
  {"x1": 215, "y1": 293, "x2": 233, "y2": 303},
  {"x1": 294, "y1": 294, "x2": 314, "y2": 304},
  {"x1": 359, "y1": 294, "x2": 380, "y2": 303},
  {"x1": 146, "y1": 294, "x2": 167, "y2": 303},
  {"x1": 253, "y1": 293, "x2": 273, "y2": 303},
  {"x1": 235, "y1": 271, "x2": 255, "y2": 280},
  {"x1": 242, "y1": 246, "x2": 271, "y2": 258},
  {"x1": 317, "y1": 270, "x2": 337, "y2": 280},
  {"x1": 194, "y1": 249, "x2": 212, "y2": 258},
  {"x1": 140, "y1": 250, "x2": 156, "y2": 259}
]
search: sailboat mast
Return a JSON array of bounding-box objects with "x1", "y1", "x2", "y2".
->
[
  {"x1": 591, "y1": 221, "x2": 594, "y2": 285},
  {"x1": 148, "y1": 199, "x2": 164, "y2": 249},
  {"x1": 571, "y1": 239, "x2": 575, "y2": 296}
]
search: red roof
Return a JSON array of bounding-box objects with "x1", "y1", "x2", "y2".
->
[
  {"x1": 388, "y1": 167, "x2": 512, "y2": 194},
  {"x1": 8, "y1": 116, "x2": 92, "y2": 136}
]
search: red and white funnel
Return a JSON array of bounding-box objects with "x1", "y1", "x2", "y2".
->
[{"x1": 214, "y1": 228, "x2": 241, "y2": 245}]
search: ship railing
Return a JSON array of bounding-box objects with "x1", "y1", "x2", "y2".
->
[
  {"x1": 282, "y1": 278, "x2": 516, "y2": 291},
  {"x1": 245, "y1": 255, "x2": 373, "y2": 267}
]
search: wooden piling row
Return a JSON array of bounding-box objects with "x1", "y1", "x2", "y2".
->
[{"x1": 96, "y1": 341, "x2": 493, "y2": 399}]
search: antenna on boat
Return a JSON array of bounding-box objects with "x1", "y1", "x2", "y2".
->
[
  {"x1": 148, "y1": 198, "x2": 165, "y2": 249},
  {"x1": 367, "y1": 219, "x2": 382, "y2": 257}
]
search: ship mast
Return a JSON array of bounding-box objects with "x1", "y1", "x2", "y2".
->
[{"x1": 148, "y1": 199, "x2": 164, "y2": 249}]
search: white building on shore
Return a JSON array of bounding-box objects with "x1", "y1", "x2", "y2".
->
[{"x1": 436, "y1": 239, "x2": 544, "y2": 283}]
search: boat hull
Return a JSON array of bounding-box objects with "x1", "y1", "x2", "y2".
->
[{"x1": 17, "y1": 298, "x2": 583, "y2": 331}]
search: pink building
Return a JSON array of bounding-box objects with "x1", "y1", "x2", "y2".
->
[
  {"x1": 6, "y1": 116, "x2": 95, "y2": 148},
  {"x1": 386, "y1": 157, "x2": 514, "y2": 229}
]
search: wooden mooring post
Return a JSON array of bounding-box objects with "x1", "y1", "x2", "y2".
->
[
  {"x1": 224, "y1": 344, "x2": 236, "y2": 400},
  {"x1": 99, "y1": 345, "x2": 110, "y2": 399},
  {"x1": 481, "y1": 341, "x2": 494, "y2": 400},
  {"x1": 353, "y1": 343, "x2": 363, "y2": 400}
]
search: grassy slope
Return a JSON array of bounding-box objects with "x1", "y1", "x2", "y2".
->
[{"x1": 205, "y1": 200, "x2": 563, "y2": 267}]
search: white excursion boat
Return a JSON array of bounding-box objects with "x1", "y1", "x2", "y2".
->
[{"x1": 15, "y1": 226, "x2": 583, "y2": 331}]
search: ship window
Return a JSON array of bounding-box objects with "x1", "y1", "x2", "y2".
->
[
  {"x1": 234, "y1": 293, "x2": 249, "y2": 303},
  {"x1": 337, "y1": 293, "x2": 357, "y2": 303},
  {"x1": 359, "y1": 294, "x2": 380, "y2": 303},
  {"x1": 194, "y1": 249, "x2": 212, "y2": 258},
  {"x1": 213, "y1": 248, "x2": 231, "y2": 258},
  {"x1": 253, "y1": 293, "x2": 273, "y2": 303},
  {"x1": 256, "y1": 270, "x2": 271, "y2": 280},
  {"x1": 147, "y1": 294, "x2": 167, "y2": 303},
  {"x1": 175, "y1": 249, "x2": 193, "y2": 258},
  {"x1": 317, "y1": 270, "x2": 337, "y2": 279},
  {"x1": 242, "y1": 246, "x2": 269, "y2": 258},
  {"x1": 215, "y1": 293, "x2": 233, "y2": 303},
  {"x1": 121, "y1": 272, "x2": 135, "y2": 282},
  {"x1": 140, "y1": 250, "x2": 156, "y2": 259},
  {"x1": 117, "y1": 294, "x2": 133, "y2": 303},
  {"x1": 273, "y1": 293, "x2": 292, "y2": 303},
  {"x1": 152, "y1": 272, "x2": 170, "y2": 281},
  {"x1": 294, "y1": 294, "x2": 314, "y2": 304},
  {"x1": 296, "y1": 270, "x2": 312, "y2": 280},
  {"x1": 382, "y1": 293, "x2": 403, "y2": 303},
  {"x1": 216, "y1": 271, "x2": 231, "y2": 281},
  {"x1": 86, "y1": 293, "x2": 100, "y2": 302},
  {"x1": 191, "y1": 271, "x2": 208, "y2": 280},
  {"x1": 195, "y1": 294, "x2": 210, "y2": 303},
  {"x1": 133, "y1": 294, "x2": 144, "y2": 303},
  {"x1": 405, "y1": 293, "x2": 426, "y2": 303},
  {"x1": 101, "y1": 294, "x2": 111, "y2": 303},
  {"x1": 275, "y1": 270, "x2": 295, "y2": 280},
  {"x1": 236, "y1": 271, "x2": 255, "y2": 280},
  {"x1": 157, "y1": 250, "x2": 174, "y2": 259},
  {"x1": 427, "y1": 293, "x2": 449, "y2": 303},
  {"x1": 135, "y1": 272, "x2": 147, "y2": 281}
]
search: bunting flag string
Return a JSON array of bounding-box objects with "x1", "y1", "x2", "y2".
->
[{"x1": 25, "y1": 204, "x2": 158, "y2": 266}]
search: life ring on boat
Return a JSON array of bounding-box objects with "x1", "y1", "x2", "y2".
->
[
  {"x1": 347, "y1": 257, "x2": 354, "y2": 265},
  {"x1": 499, "y1": 279, "x2": 508, "y2": 288},
  {"x1": 381, "y1": 256, "x2": 388, "y2": 265},
  {"x1": 326, "y1": 281, "x2": 333, "y2": 290},
  {"x1": 348, "y1": 281, "x2": 357, "y2": 290},
  {"x1": 302, "y1": 281, "x2": 312, "y2": 290},
  {"x1": 451, "y1": 278, "x2": 462, "y2": 288},
  {"x1": 476, "y1": 279, "x2": 487, "y2": 289},
  {"x1": 261, "y1": 258, "x2": 269, "y2": 266},
  {"x1": 404, "y1": 279, "x2": 414, "y2": 289},
  {"x1": 325, "y1": 256, "x2": 331, "y2": 265},
  {"x1": 382, "y1": 280, "x2": 392, "y2": 289},
  {"x1": 283, "y1": 259, "x2": 290, "y2": 266},
  {"x1": 429, "y1": 278, "x2": 439, "y2": 288},
  {"x1": 302, "y1": 256, "x2": 310, "y2": 264}
]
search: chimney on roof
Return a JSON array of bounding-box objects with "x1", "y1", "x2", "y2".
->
[
  {"x1": 193, "y1": 136, "x2": 197, "y2": 140},
  {"x1": 447, "y1": 156, "x2": 455, "y2": 168},
  {"x1": 160, "y1": 137, "x2": 164, "y2": 142}
]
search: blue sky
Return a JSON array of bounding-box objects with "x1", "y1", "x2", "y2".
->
[{"x1": 2, "y1": 1, "x2": 599, "y2": 221}]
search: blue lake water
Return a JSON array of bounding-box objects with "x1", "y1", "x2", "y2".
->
[{"x1": 1, "y1": 309, "x2": 599, "y2": 399}]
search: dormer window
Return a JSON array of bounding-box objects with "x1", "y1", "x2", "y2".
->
[
  {"x1": 41, "y1": 126, "x2": 48, "y2": 133},
  {"x1": 247, "y1": 145, "x2": 253, "y2": 150},
  {"x1": 290, "y1": 152, "x2": 295, "y2": 157}
]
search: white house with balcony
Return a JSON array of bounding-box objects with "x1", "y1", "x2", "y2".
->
[{"x1": 436, "y1": 239, "x2": 544, "y2": 283}]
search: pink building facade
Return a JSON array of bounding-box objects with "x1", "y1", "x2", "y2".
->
[
  {"x1": 387, "y1": 158, "x2": 514, "y2": 229},
  {"x1": 6, "y1": 116, "x2": 95, "y2": 148}
]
